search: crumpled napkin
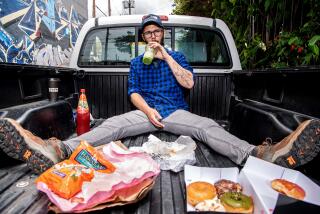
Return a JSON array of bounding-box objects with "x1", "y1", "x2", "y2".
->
[{"x1": 129, "y1": 135, "x2": 197, "y2": 172}]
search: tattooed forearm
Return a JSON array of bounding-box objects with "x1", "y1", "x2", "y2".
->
[
  {"x1": 166, "y1": 56, "x2": 194, "y2": 89},
  {"x1": 172, "y1": 63, "x2": 194, "y2": 88}
]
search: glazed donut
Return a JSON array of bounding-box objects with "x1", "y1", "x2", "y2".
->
[
  {"x1": 187, "y1": 181, "x2": 217, "y2": 206},
  {"x1": 271, "y1": 179, "x2": 305, "y2": 200}
]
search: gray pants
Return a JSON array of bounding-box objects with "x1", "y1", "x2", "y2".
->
[{"x1": 64, "y1": 110, "x2": 255, "y2": 165}]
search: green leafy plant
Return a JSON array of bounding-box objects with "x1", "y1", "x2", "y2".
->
[
  {"x1": 173, "y1": 0, "x2": 320, "y2": 69},
  {"x1": 269, "y1": 31, "x2": 320, "y2": 68},
  {"x1": 239, "y1": 35, "x2": 269, "y2": 69}
]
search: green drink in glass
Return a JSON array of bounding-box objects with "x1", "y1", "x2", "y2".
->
[{"x1": 143, "y1": 46, "x2": 155, "y2": 65}]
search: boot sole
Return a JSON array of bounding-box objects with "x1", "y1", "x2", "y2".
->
[
  {"x1": 274, "y1": 119, "x2": 320, "y2": 168},
  {"x1": 0, "y1": 119, "x2": 54, "y2": 174}
]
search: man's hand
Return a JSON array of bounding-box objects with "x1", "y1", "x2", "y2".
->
[
  {"x1": 147, "y1": 42, "x2": 194, "y2": 89},
  {"x1": 130, "y1": 93, "x2": 164, "y2": 128},
  {"x1": 148, "y1": 42, "x2": 169, "y2": 61},
  {"x1": 146, "y1": 108, "x2": 164, "y2": 128}
]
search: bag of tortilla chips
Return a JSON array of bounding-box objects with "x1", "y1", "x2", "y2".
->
[
  {"x1": 70, "y1": 141, "x2": 116, "y2": 173},
  {"x1": 36, "y1": 141, "x2": 116, "y2": 199}
]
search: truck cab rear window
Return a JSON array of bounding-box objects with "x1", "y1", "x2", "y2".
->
[
  {"x1": 78, "y1": 27, "x2": 135, "y2": 66},
  {"x1": 78, "y1": 26, "x2": 230, "y2": 67},
  {"x1": 175, "y1": 27, "x2": 230, "y2": 67}
]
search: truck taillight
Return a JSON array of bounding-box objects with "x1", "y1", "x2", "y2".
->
[
  {"x1": 159, "y1": 15, "x2": 168, "y2": 21},
  {"x1": 142, "y1": 15, "x2": 168, "y2": 21}
]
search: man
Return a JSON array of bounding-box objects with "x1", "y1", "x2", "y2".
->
[{"x1": 0, "y1": 14, "x2": 319, "y2": 174}]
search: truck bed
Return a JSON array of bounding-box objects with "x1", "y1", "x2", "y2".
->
[
  {"x1": 1, "y1": 63, "x2": 320, "y2": 213},
  {"x1": 0, "y1": 132, "x2": 236, "y2": 214}
]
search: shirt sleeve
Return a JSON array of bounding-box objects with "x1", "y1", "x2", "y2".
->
[{"x1": 128, "y1": 60, "x2": 141, "y2": 96}]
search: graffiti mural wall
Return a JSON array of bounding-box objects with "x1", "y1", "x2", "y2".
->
[{"x1": 0, "y1": 0, "x2": 88, "y2": 66}]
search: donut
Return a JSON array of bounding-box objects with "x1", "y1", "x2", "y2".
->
[
  {"x1": 187, "y1": 181, "x2": 217, "y2": 206},
  {"x1": 271, "y1": 179, "x2": 305, "y2": 200},
  {"x1": 214, "y1": 179, "x2": 242, "y2": 198},
  {"x1": 220, "y1": 192, "x2": 253, "y2": 214}
]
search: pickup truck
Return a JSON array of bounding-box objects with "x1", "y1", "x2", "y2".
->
[{"x1": 0, "y1": 15, "x2": 319, "y2": 213}]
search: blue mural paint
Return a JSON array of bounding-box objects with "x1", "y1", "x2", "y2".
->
[
  {"x1": 0, "y1": 0, "x2": 29, "y2": 18},
  {"x1": 41, "y1": 0, "x2": 61, "y2": 34},
  {"x1": 60, "y1": 7, "x2": 68, "y2": 21},
  {"x1": 0, "y1": 0, "x2": 87, "y2": 66},
  {"x1": 0, "y1": 26, "x2": 13, "y2": 50},
  {"x1": 0, "y1": 49, "x2": 5, "y2": 62},
  {"x1": 0, "y1": 26, "x2": 34, "y2": 63},
  {"x1": 19, "y1": 1, "x2": 37, "y2": 38}
]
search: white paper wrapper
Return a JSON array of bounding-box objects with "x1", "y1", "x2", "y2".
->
[{"x1": 130, "y1": 135, "x2": 197, "y2": 172}]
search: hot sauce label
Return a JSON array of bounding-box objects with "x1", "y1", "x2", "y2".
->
[{"x1": 77, "y1": 94, "x2": 89, "y2": 112}]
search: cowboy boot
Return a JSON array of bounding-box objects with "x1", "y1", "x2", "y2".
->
[
  {"x1": 0, "y1": 118, "x2": 69, "y2": 174},
  {"x1": 252, "y1": 119, "x2": 320, "y2": 168}
]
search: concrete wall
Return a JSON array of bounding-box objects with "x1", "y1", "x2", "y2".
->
[{"x1": 0, "y1": 0, "x2": 88, "y2": 66}]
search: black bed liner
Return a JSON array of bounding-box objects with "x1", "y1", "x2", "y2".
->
[
  {"x1": 1, "y1": 64, "x2": 320, "y2": 213},
  {"x1": 0, "y1": 132, "x2": 235, "y2": 214}
]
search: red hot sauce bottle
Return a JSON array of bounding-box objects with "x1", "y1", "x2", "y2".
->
[{"x1": 76, "y1": 89, "x2": 90, "y2": 136}]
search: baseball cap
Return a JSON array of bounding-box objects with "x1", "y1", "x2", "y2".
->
[{"x1": 141, "y1": 14, "x2": 164, "y2": 30}]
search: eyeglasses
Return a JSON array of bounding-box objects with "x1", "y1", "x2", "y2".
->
[{"x1": 143, "y1": 29, "x2": 163, "y2": 38}]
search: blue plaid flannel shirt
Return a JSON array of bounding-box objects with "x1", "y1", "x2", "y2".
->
[{"x1": 128, "y1": 49, "x2": 194, "y2": 118}]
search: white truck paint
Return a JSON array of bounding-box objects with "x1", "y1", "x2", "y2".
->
[{"x1": 70, "y1": 15, "x2": 241, "y2": 73}]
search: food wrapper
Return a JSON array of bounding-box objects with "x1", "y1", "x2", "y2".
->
[
  {"x1": 36, "y1": 141, "x2": 160, "y2": 212},
  {"x1": 70, "y1": 141, "x2": 116, "y2": 173},
  {"x1": 36, "y1": 160, "x2": 94, "y2": 199},
  {"x1": 130, "y1": 135, "x2": 197, "y2": 172},
  {"x1": 49, "y1": 177, "x2": 155, "y2": 213},
  {"x1": 36, "y1": 141, "x2": 115, "y2": 199}
]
